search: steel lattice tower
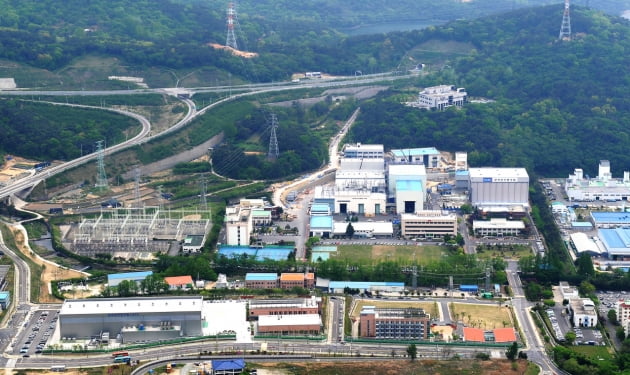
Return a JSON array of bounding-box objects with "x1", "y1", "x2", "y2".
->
[
  {"x1": 226, "y1": 2, "x2": 238, "y2": 50},
  {"x1": 133, "y1": 166, "x2": 142, "y2": 208},
  {"x1": 268, "y1": 114, "x2": 279, "y2": 160},
  {"x1": 199, "y1": 176, "x2": 208, "y2": 211},
  {"x1": 558, "y1": 0, "x2": 571, "y2": 41},
  {"x1": 95, "y1": 140, "x2": 108, "y2": 189}
]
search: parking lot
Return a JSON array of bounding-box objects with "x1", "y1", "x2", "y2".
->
[
  {"x1": 545, "y1": 306, "x2": 604, "y2": 346},
  {"x1": 14, "y1": 309, "x2": 58, "y2": 357}
]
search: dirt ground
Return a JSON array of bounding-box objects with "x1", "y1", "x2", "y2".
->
[
  {"x1": 208, "y1": 43, "x2": 258, "y2": 58},
  {"x1": 11, "y1": 227, "x2": 91, "y2": 303},
  {"x1": 252, "y1": 359, "x2": 532, "y2": 375},
  {"x1": 0, "y1": 156, "x2": 35, "y2": 183}
]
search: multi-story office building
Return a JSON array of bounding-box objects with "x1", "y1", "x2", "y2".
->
[
  {"x1": 400, "y1": 211, "x2": 458, "y2": 239},
  {"x1": 359, "y1": 307, "x2": 430, "y2": 339}
]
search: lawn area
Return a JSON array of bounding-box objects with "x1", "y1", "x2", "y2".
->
[
  {"x1": 570, "y1": 345, "x2": 613, "y2": 360},
  {"x1": 450, "y1": 302, "x2": 514, "y2": 330},
  {"x1": 334, "y1": 244, "x2": 446, "y2": 264},
  {"x1": 475, "y1": 244, "x2": 535, "y2": 260},
  {"x1": 351, "y1": 300, "x2": 439, "y2": 320}
]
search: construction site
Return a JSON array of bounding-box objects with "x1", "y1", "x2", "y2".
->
[{"x1": 63, "y1": 206, "x2": 211, "y2": 260}]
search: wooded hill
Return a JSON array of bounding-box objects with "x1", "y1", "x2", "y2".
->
[{"x1": 350, "y1": 5, "x2": 630, "y2": 177}]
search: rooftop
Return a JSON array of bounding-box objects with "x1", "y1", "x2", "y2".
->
[
  {"x1": 107, "y1": 271, "x2": 153, "y2": 281},
  {"x1": 59, "y1": 296, "x2": 203, "y2": 315},
  {"x1": 591, "y1": 212, "x2": 630, "y2": 223},
  {"x1": 493, "y1": 328, "x2": 517, "y2": 343},
  {"x1": 463, "y1": 327, "x2": 484, "y2": 342},
  {"x1": 280, "y1": 273, "x2": 305, "y2": 281},
  {"x1": 245, "y1": 273, "x2": 278, "y2": 281},
  {"x1": 258, "y1": 314, "x2": 322, "y2": 327},
  {"x1": 391, "y1": 147, "x2": 439, "y2": 157},
  {"x1": 396, "y1": 180, "x2": 423, "y2": 192},
  {"x1": 184, "y1": 235, "x2": 204, "y2": 246},
  {"x1": 310, "y1": 215, "x2": 333, "y2": 229},
  {"x1": 164, "y1": 275, "x2": 193, "y2": 286},
  {"x1": 468, "y1": 167, "x2": 529, "y2": 179}
]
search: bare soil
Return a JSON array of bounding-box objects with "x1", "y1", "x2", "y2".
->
[{"x1": 208, "y1": 43, "x2": 258, "y2": 58}]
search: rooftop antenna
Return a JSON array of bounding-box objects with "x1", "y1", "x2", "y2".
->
[
  {"x1": 558, "y1": 0, "x2": 571, "y2": 41},
  {"x1": 226, "y1": 2, "x2": 239, "y2": 50},
  {"x1": 95, "y1": 140, "x2": 108, "y2": 190}
]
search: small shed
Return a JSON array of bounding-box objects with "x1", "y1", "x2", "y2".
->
[{"x1": 212, "y1": 359, "x2": 245, "y2": 375}]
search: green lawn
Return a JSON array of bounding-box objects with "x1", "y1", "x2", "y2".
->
[
  {"x1": 334, "y1": 244, "x2": 446, "y2": 264},
  {"x1": 570, "y1": 344, "x2": 613, "y2": 360},
  {"x1": 475, "y1": 244, "x2": 534, "y2": 260}
]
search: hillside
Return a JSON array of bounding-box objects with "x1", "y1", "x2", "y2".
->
[{"x1": 350, "y1": 5, "x2": 630, "y2": 177}]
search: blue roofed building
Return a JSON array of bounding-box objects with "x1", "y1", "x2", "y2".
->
[
  {"x1": 107, "y1": 271, "x2": 153, "y2": 287},
  {"x1": 245, "y1": 273, "x2": 278, "y2": 289},
  {"x1": 310, "y1": 203, "x2": 332, "y2": 216},
  {"x1": 391, "y1": 147, "x2": 440, "y2": 167},
  {"x1": 0, "y1": 291, "x2": 10, "y2": 309},
  {"x1": 591, "y1": 212, "x2": 630, "y2": 228},
  {"x1": 396, "y1": 180, "x2": 424, "y2": 214},
  {"x1": 599, "y1": 228, "x2": 630, "y2": 259},
  {"x1": 211, "y1": 359, "x2": 245, "y2": 375},
  {"x1": 310, "y1": 215, "x2": 333, "y2": 238}
]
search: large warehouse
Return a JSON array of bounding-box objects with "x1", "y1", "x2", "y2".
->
[
  {"x1": 468, "y1": 168, "x2": 530, "y2": 209},
  {"x1": 59, "y1": 297, "x2": 204, "y2": 343}
]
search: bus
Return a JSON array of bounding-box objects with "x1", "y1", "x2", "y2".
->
[
  {"x1": 50, "y1": 365, "x2": 66, "y2": 372},
  {"x1": 113, "y1": 356, "x2": 131, "y2": 364},
  {"x1": 112, "y1": 351, "x2": 129, "y2": 358}
]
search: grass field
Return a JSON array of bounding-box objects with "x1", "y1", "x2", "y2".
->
[
  {"x1": 351, "y1": 300, "x2": 439, "y2": 320},
  {"x1": 475, "y1": 244, "x2": 534, "y2": 260},
  {"x1": 334, "y1": 244, "x2": 446, "y2": 264},
  {"x1": 570, "y1": 344, "x2": 613, "y2": 360},
  {"x1": 450, "y1": 302, "x2": 514, "y2": 330}
]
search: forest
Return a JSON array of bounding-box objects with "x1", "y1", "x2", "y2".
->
[{"x1": 350, "y1": 6, "x2": 630, "y2": 177}]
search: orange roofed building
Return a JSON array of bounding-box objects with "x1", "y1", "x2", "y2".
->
[
  {"x1": 463, "y1": 327, "x2": 484, "y2": 342},
  {"x1": 164, "y1": 275, "x2": 194, "y2": 290},
  {"x1": 493, "y1": 328, "x2": 517, "y2": 343},
  {"x1": 279, "y1": 273, "x2": 315, "y2": 289}
]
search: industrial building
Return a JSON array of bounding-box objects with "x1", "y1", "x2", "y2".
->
[
  {"x1": 182, "y1": 235, "x2": 206, "y2": 253},
  {"x1": 388, "y1": 163, "x2": 427, "y2": 213},
  {"x1": 245, "y1": 273, "x2": 278, "y2": 289},
  {"x1": 332, "y1": 221, "x2": 393, "y2": 239},
  {"x1": 590, "y1": 212, "x2": 630, "y2": 228},
  {"x1": 472, "y1": 218, "x2": 525, "y2": 237},
  {"x1": 256, "y1": 314, "x2": 322, "y2": 336},
  {"x1": 415, "y1": 85, "x2": 467, "y2": 111},
  {"x1": 565, "y1": 161, "x2": 630, "y2": 202},
  {"x1": 309, "y1": 216, "x2": 333, "y2": 238},
  {"x1": 400, "y1": 211, "x2": 458, "y2": 239},
  {"x1": 359, "y1": 306, "x2": 430, "y2": 339},
  {"x1": 569, "y1": 233, "x2": 601, "y2": 256},
  {"x1": 279, "y1": 273, "x2": 315, "y2": 289},
  {"x1": 107, "y1": 271, "x2": 153, "y2": 288},
  {"x1": 248, "y1": 296, "x2": 321, "y2": 320},
  {"x1": 66, "y1": 206, "x2": 211, "y2": 259},
  {"x1": 342, "y1": 143, "x2": 384, "y2": 159},
  {"x1": 568, "y1": 298, "x2": 598, "y2": 328},
  {"x1": 318, "y1": 280, "x2": 405, "y2": 294},
  {"x1": 58, "y1": 297, "x2": 204, "y2": 342},
  {"x1": 390, "y1": 148, "x2": 440, "y2": 168},
  {"x1": 225, "y1": 199, "x2": 272, "y2": 246},
  {"x1": 468, "y1": 168, "x2": 530, "y2": 209},
  {"x1": 0, "y1": 291, "x2": 10, "y2": 310},
  {"x1": 598, "y1": 228, "x2": 630, "y2": 259}
]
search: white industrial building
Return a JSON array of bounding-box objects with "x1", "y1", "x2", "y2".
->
[
  {"x1": 472, "y1": 218, "x2": 525, "y2": 237},
  {"x1": 568, "y1": 298, "x2": 597, "y2": 328},
  {"x1": 400, "y1": 211, "x2": 458, "y2": 239},
  {"x1": 558, "y1": 282, "x2": 579, "y2": 300},
  {"x1": 390, "y1": 148, "x2": 440, "y2": 168},
  {"x1": 395, "y1": 180, "x2": 424, "y2": 214},
  {"x1": 59, "y1": 297, "x2": 204, "y2": 342},
  {"x1": 569, "y1": 233, "x2": 602, "y2": 256},
  {"x1": 468, "y1": 168, "x2": 529, "y2": 209},
  {"x1": 565, "y1": 161, "x2": 630, "y2": 202},
  {"x1": 342, "y1": 143, "x2": 384, "y2": 159},
  {"x1": 387, "y1": 164, "x2": 427, "y2": 199},
  {"x1": 415, "y1": 85, "x2": 467, "y2": 110},
  {"x1": 332, "y1": 221, "x2": 393, "y2": 238},
  {"x1": 225, "y1": 199, "x2": 271, "y2": 246}
]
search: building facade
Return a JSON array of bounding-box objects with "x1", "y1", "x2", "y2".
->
[
  {"x1": 416, "y1": 85, "x2": 467, "y2": 110},
  {"x1": 359, "y1": 307, "x2": 430, "y2": 339},
  {"x1": 248, "y1": 297, "x2": 321, "y2": 320},
  {"x1": 569, "y1": 298, "x2": 597, "y2": 328},
  {"x1": 472, "y1": 218, "x2": 525, "y2": 237},
  {"x1": 245, "y1": 273, "x2": 278, "y2": 289},
  {"x1": 256, "y1": 314, "x2": 322, "y2": 336},
  {"x1": 468, "y1": 168, "x2": 529, "y2": 209},
  {"x1": 400, "y1": 211, "x2": 457, "y2": 239}
]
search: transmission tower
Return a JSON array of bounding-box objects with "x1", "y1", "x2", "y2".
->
[
  {"x1": 558, "y1": 0, "x2": 571, "y2": 41},
  {"x1": 267, "y1": 113, "x2": 279, "y2": 160},
  {"x1": 226, "y1": 2, "x2": 239, "y2": 50},
  {"x1": 199, "y1": 176, "x2": 208, "y2": 211},
  {"x1": 95, "y1": 140, "x2": 108, "y2": 189},
  {"x1": 133, "y1": 166, "x2": 142, "y2": 208}
]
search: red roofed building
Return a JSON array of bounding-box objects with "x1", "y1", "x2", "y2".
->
[
  {"x1": 164, "y1": 275, "x2": 194, "y2": 290},
  {"x1": 463, "y1": 327, "x2": 484, "y2": 342},
  {"x1": 493, "y1": 328, "x2": 517, "y2": 343}
]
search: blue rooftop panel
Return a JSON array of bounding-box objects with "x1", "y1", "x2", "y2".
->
[
  {"x1": 328, "y1": 281, "x2": 405, "y2": 289},
  {"x1": 311, "y1": 204, "x2": 331, "y2": 213},
  {"x1": 571, "y1": 222, "x2": 593, "y2": 227},
  {"x1": 212, "y1": 359, "x2": 245, "y2": 371},
  {"x1": 592, "y1": 212, "x2": 630, "y2": 223},
  {"x1": 245, "y1": 273, "x2": 278, "y2": 281},
  {"x1": 392, "y1": 147, "x2": 439, "y2": 157},
  {"x1": 396, "y1": 180, "x2": 422, "y2": 191},
  {"x1": 310, "y1": 215, "x2": 333, "y2": 229},
  {"x1": 107, "y1": 271, "x2": 153, "y2": 282}
]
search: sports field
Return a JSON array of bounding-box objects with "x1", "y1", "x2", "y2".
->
[{"x1": 334, "y1": 244, "x2": 446, "y2": 264}]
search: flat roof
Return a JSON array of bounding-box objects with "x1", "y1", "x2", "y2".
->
[
  {"x1": 0, "y1": 291, "x2": 9, "y2": 298},
  {"x1": 245, "y1": 273, "x2": 278, "y2": 281},
  {"x1": 473, "y1": 219, "x2": 525, "y2": 229},
  {"x1": 184, "y1": 235, "x2": 204, "y2": 246},
  {"x1": 107, "y1": 271, "x2": 153, "y2": 281},
  {"x1": 332, "y1": 221, "x2": 393, "y2": 235},
  {"x1": 311, "y1": 203, "x2": 331, "y2": 212},
  {"x1": 328, "y1": 281, "x2": 404, "y2": 289},
  {"x1": 493, "y1": 328, "x2": 517, "y2": 342},
  {"x1": 60, "y1": 296, "x2": 203, "y2": 315},
  {"x1": 258, "y1": 314, "x2": 322, "y2": 327},
  {"x1": 251, "y1": 209, "x2": 271, "y2": 217},
  {"x1": 388, "y1": 164, "x2": 427, "y2": 176},
  {"x1": 468, "y1": 167, "x2": 529, "y2": 178},
  {"x1": 396, "y1": 180, "x2": 423, "y2": 191},
  {"x1": 591, "y1": 212, "x2": 630, "y2": 224},
  {"x1": 391, "y1": 147, "x2": 439, "y2": 157},
  {"x1": 463, "y1": 327, "x2": 484, "y2": 342},
  {"x1": 571, "y1": 222, "x2": 593, "y2": 228},
  {"x1": 310, "y1": 215, "x2": 333, "y2": 229},
  {"x1": 280, "y1": 273, "x2": 305, "y2": 281}
]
